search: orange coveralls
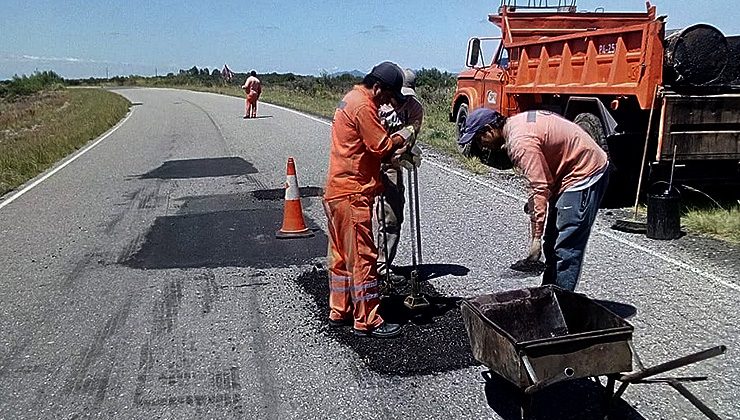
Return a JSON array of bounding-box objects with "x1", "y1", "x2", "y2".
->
[
  {"x1": 243, "y1": 76, "x2": 261, "y2": 117},
  {"x1": 324, "y1": 85, "x2": 398, "y2": 332}
]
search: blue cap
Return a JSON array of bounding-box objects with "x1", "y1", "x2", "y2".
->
[{"x1": 459, "y1": 108, "x2": 506, "y2": 145}]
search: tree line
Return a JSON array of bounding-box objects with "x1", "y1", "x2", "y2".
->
[{"x1": 64, "y1": 65, "x2": 458, "y2": 93}]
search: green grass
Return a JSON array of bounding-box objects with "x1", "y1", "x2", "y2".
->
[
  {"x1": 0, "y1": 88, "x2": 130, "y2": 196},
  {"x1": 684, "y1": 205, "x2": 740, "y2": 244}
]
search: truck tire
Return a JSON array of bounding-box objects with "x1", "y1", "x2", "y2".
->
[
  {"x1": 574, "y1": 112, "x2": 629, "y2": 206},
  {"x1": 456, "y1": 103, "x2": 476, "y2": 157},
  {"x1": 574, "y1": 112, "x2": 609, "y2": 157}
]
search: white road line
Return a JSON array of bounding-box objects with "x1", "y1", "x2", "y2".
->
[
  {"x1": 263, "y1": 102, "x2": 332, "y2": 126},
  {"x1": 598, "y1": 229, "x2": 740, "y2": 292},
  {"x1": 0, "y1": 108, "x2": 135, "y2": 211},
  {"x1": 282, "y1": 104, "x2": 737, "y2": 292},
  {"x1": 425, "y1": 160, "x2": 526, "y2": 203}
]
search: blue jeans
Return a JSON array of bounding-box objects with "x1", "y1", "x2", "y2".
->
[{"x1": 542, "y1": 169, "x2": 609, "y2": 291}]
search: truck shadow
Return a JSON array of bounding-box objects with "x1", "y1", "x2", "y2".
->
[{"x1": 483, "y1": 371, "x2": 647, "y2": 420}]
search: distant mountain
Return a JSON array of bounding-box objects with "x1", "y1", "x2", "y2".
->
[{"x1": 328, "y1": 70, "x2": 364, "y2": 78}]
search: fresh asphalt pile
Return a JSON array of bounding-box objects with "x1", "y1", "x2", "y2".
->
[{"x1": 295, "y1": 268, "x2": 477, "y2": 376}]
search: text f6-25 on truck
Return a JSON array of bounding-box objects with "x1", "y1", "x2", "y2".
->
[{"x1": 451, "y1": 0, "x2": 740, "y2": 189}]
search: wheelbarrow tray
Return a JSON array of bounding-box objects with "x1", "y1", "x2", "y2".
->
[{"x1": 461, "y1": 285, "x2": 634, "y2": 390}]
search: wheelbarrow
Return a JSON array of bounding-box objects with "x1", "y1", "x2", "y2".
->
[{"x1": 460, "y1": 285, "x2": 727, "y2": 419}]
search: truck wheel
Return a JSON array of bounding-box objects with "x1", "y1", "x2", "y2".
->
[
  {"x1": 574, "y1": 112, "x2": 629, "y2": 206},
  {"x1": 456, "y1": 103, "x2": 475, "y2": 157},
  {"x1": 574, "y1": 112, "x2": 609, "y2": 156}
]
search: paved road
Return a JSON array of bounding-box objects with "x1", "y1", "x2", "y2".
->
[{"x1": 0, "y1": 88, "x2": 737, "y2": 419}]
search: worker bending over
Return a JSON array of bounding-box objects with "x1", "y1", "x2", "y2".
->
[{"x1": 460, "y1": 109, "x2": 609, "y2": 291}]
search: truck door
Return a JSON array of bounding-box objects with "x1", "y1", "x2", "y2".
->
[
  {"x1": 483, "y1": 44, "x2": 509, "y2": 113},
  {"x1": 468, "y1": 37, "x2": 507, "y2": 113}
]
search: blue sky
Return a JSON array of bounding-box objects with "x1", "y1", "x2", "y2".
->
[{"x1": 1, "y1": 0, "x2": 738, "y2": 80}]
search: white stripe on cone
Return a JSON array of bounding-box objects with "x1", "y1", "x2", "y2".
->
[{"x1": 285, "y1": 175, "x2": 300, "y2": 200}]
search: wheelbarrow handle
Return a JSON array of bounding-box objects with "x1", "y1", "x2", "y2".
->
[
  {"x1": 620, "y1": 345, "x2": 726, "y2": 383},
  {"x1": 668, "y1": 380, "x2": 723, "y2": 420}
]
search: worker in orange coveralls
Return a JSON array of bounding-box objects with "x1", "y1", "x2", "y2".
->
[
  {"x1": 241, "y1": 70, "x2": 261, "y2": 118},
  {"x1": 323, "y1": 61, "x2": 415, "y2": 339}
]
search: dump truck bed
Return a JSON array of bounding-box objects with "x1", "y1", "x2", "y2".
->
[{"x1": 492, "y1": 6, "x2": 663, "y2": 110}]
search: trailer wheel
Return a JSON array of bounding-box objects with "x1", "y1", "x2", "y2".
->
[
  {"x1": 456, "y1": 103, "x2": 476, "y2": 157},
  {"x1": 574, "y1": 112, "x2": 609, "y2": 156}
]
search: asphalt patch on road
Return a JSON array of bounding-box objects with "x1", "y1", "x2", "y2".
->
[
  {"x1": 252, "y1": 187, "x2": 324, "y2": 201},
  {"x1": 121, "y1": 208, "x2": 326, "y2": 269},
  {"x1": 296, "y1": 268, "x2": 477, "y2": 376},
  {"x1": 139, "y1": 157, "x2": 258, "y2": 179}
]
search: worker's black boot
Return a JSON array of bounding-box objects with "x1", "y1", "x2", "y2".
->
[{"x1": 353, "y1": 322, "x2": 402, "y2": 338}]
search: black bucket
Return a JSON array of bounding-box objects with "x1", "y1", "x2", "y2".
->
[{"x1": 646, "y1": 187, "x2": 681, "y2": 240}]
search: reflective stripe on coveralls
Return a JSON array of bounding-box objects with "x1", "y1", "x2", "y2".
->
[{"x1": 323, "y1": 195, "x2": 383, "y2": 331}]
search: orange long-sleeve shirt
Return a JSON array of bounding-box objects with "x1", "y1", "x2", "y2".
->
[
  {"x1": 324, "y1": 85, "x2": 398, "y2": 200},
  {"x1": 504, "y1": 111, "x2": 608, "y2": 238}
]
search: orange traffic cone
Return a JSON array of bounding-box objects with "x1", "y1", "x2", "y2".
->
[{"x1": 276, "y1": 157, "x2": 314, "y2": 239}]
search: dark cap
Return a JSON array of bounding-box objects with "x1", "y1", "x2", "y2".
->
[
  {"x1": 368, "y1": 61, "x2": 404, "y2": 102},
  {"x1": 459, "y1": 108, "x2": 507, "y2": 145}
]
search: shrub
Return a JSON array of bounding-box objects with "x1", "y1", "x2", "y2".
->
[{"x1": 1, "y1": 71, "x2": 65, "y2": 98}]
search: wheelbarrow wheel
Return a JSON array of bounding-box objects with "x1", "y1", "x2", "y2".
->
[
  {"x1": 481, "y1": 370, "x2": 535, "y2": 420},
  {"x1": 521, "y1": 394, "x2": 535, "y2": 420}
]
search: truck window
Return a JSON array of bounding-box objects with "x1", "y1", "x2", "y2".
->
[
  {"x1": 466, "y1": 37, "x2": 502, "y2": 68},
  {"x1": 497, "y1": 48, "x2": 510, "y2": 69}
]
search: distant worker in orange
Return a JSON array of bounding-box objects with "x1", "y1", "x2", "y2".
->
[
  {"x1": 323, "y1": 61, "x2": 415, "y2": 338},
  {"x1": 460, "y1": 109, "x2": 610, "y2": 291},
  {"x1": 241, "y1": 70, "x2": 261, "y2": 118}
]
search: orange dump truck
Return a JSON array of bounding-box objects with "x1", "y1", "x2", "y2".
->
[{"x1": 451, "y1": 0, "x2": 740, "y2": 186}]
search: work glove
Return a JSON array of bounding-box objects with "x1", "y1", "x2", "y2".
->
[
  {"x1": 526, "y1": 237, "x2": 542, "y2": 262},
  {"x1": 391, "y1": 125, "x2": 416, "y2": 148},
  {"x1": 379, "y1": 104, "x2": 403, "y2": 131},
  {"x1": 398, "y1": 144, "x2": 423, "y2": 170}
]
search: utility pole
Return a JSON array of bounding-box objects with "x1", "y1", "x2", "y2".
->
[
  {"x1": 155, "y1": 67, "x2": 158, "y2": 77},
  {"x1": 106, "y1": 66, "x2": 109, "y2": 79}
]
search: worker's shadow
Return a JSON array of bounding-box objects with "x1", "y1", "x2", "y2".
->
[
  {"x1": 392, "y1": 263, "x2": 470, "y2": 281},
  {"x1": 593, "y1": 299, "x2": 638, "y2": 319},
  {"x1": 483, "y1": 371, "x2": 647, "y2": 420},
  {"x1": 242, "y1": 115, "x2": 272, "y2": 119}
]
